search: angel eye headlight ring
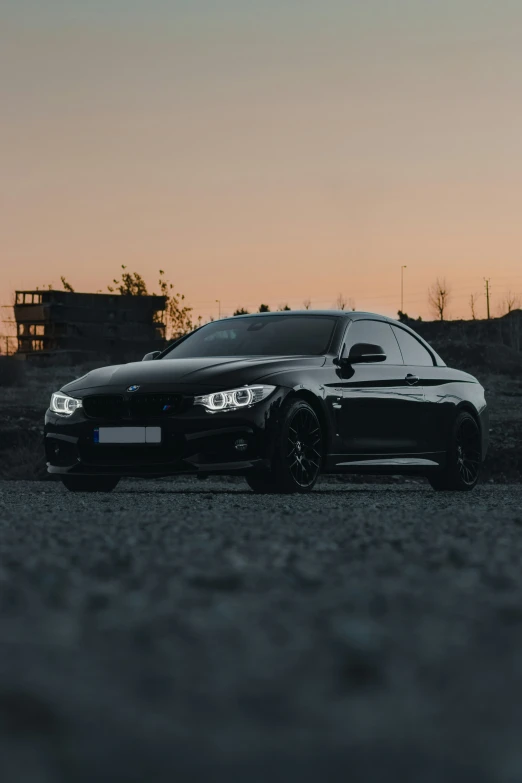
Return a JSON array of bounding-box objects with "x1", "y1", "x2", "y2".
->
[
  {"x1": 194, "y1": 385, "x2": 275, "y2": 413},
  {"x1": 50, "y1": 392, "x2": 83, "y2": 417}
]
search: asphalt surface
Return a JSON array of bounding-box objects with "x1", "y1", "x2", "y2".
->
[{"x1": 0, "y1": 477, "x2": 522, "y2": 783}]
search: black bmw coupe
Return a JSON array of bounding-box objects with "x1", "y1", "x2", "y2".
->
[{"x1": 45, "y1": 311, "x2": 488, "y2": 493}]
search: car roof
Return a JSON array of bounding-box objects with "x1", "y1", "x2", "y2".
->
[
  {"x1": 224, "y1": 310, "x2": 446, "y2": 365},
  {"x1": 228, "y1": 310, "x2": 388, "y2": 319}
]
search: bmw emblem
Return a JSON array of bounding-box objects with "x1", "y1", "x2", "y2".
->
[{"x1": 127, "y1": 385, "x2": 140, "y2": 392}]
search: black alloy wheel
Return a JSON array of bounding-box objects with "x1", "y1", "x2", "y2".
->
[
  {"x1": 60, "y1": 475, "x2": 120, "y2": 493},
  {"x1": 246, "y1": 399, "x2": 323, "y2": 494},
  {"x1": 429, "y1": 411, "x2": 481, "y2": 491},
  {"x1": 286, "y1": 406, "x2": 323, "y2": 488}
]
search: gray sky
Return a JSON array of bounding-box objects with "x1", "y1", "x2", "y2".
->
[{"x1": 2, "y1": 0, "x2": 522, "y2": 319}]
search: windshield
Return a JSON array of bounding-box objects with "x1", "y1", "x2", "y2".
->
[{"x1": 161, "y1": 315, "x2": 338, "y2": 359}]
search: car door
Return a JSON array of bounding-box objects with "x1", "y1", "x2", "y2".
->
[
  {"x1": 337, "y1": 320, "x2": 425, "y2": 456},
  {"x1": 390, "y1": 325, "x2": 446, "y2": 456}
]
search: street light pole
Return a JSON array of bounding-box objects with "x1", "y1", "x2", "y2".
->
[
  {"x1": 215, "y1": 299, "x2": 221, "y2": 319},
  {"x1": 401, "y1": 266, "x2": 407, "y2": 313}
]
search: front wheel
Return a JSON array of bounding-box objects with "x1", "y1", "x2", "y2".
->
[
  {"x1": 60, "y1": 475, "x2": 120, "y2": 493},
  {"x1": 246, "y1": 399, "x2": 323, "y2": 494},
  {"x1": 428, "y1": 411, "x2": 481, "y2": 492}
]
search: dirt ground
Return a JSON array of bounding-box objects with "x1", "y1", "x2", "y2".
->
[{"x1": 0, "y1": 478, "x2": 522, "y2": 782}]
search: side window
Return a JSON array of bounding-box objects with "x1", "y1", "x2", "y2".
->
[
  {"x1": 392, "y1": 327, "x2": 433, "y2": 366},
  {"x1": 345, "y1": 320, "x2": 403, "y2": 364}
]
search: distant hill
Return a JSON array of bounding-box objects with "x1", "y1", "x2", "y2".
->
[{"x1": 404, "y1": 310, "x2": 522, "y2": 376}]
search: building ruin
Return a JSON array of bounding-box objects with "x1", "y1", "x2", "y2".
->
[{"x1": 14, "y1": 290, "x2": 167, "y2": 362}]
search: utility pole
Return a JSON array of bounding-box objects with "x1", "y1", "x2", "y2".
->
[
  {"x1": 484, "y1": 278, "x2": 491, "y2": 320},
  {"x1": 215, "y1": 299, "x2": 221, "y2": 319},
  {"x1": 401, "y1": 266, "x2": 407, "y2": 313}
]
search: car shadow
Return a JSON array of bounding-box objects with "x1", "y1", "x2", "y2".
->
[{"x1": 118, "y1": 486, "x2": 432, "y2": 495}]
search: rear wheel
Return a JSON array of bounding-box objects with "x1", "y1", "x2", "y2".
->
[
  {"x1": 246, "y1": 399, "x2": 323, "y2": 494},
  {"x1": 60, "y1": 475, "x2": 120, "y2": 493},
  {"x1": 428, "y1": 411, "x2": 481, "y2": 492}
]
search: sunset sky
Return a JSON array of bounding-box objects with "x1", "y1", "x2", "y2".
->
[{"x1": 2, "y1": 0, "x2": 522, "y2": 327}]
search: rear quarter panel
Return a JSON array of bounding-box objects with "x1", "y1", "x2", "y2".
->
[{"x1": 422, "y1": 366, "x2": 489, "y2": 460}]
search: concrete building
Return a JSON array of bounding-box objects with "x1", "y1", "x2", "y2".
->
[{"x1": 14, "y1": 290, "x2": 167, "y2": 362}]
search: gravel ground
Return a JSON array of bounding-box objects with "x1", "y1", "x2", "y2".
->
[{"x1": 0, "y1": 478, "x2": 522, "y2": 782}]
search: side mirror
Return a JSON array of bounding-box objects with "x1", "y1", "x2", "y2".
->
[
  {"x1": 142, "y1": 351, "x2": 161, "y2": 362},
  {"x1": 347, "y1": 343, "x2": 386, "y2": 364}
]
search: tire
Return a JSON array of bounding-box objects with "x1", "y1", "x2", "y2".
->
[
  {"x1": 246, "y1": 399, "x2": 323, "y2": 494},
  {"x1": 428, "y1": 411, "x2": 481, "y2": 492},
  {"x1": 60, "y1": 475, "x2": 120, "y2": 493}
]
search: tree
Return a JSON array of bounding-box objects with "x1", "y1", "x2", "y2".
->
[
  {"x1": 500, "y1": 291, "x2": 520, "y2": 315},
  {"x1": 334, "y1": 294, "x2": 356, "y2": 312},
  {"x1": 302, "y1": 298, "x2": 311, "y2": 310},
  {"x1": 428, "y1": 278, "x2": 451, "y2": 321},
  {"x1": 60, "y1": 276, "x2": 75, "y2": 293},
  {"x1": 108, "y1": 265, "x2": 148, "y2": 296},
  {"x1": 233, "y1": 307, "x2": 250, "y2": 316},
  {"x1": 399, "y1": 310, "x2": 422, "y2": 322},
  {"x1": 469, "y1": 293, "x2": 478, "y2": 320},
  {"x1": 157, "y1": 270, "x2": 199, "y2": 340},
  {"x1": 258, "y1": 304, "x2": 270, "y2": 312},
  {"x1": 277, "y1": 304, "x2": 291, "y2": 311},
  {"x1": 104, "y1": 266, "x2": 198, "y2": 340},
  {"x1": 335, "y1": 293, "x2": 347, "y2": 311}
]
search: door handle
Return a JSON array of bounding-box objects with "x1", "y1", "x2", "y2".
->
[{"x1": 405, "y1": 374, "x2": 419, "y2": 385}]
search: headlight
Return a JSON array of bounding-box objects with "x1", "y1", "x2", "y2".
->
[
  {"x1": 194, "y1": 385, "x2": 275, "y2": 412},
  {"x1": 50, "y1": 392, "x2": 83, "y2": 416}
]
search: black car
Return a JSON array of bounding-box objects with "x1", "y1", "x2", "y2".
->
[{"x1": 45, "y1": 311, "x2": 488, "y2": 493}]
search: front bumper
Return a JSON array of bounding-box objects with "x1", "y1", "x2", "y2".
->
[{"x1": 44, "y1": 388, "x2": 289, "y2": 477}]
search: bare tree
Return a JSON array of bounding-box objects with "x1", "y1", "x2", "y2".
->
[
  {"x1": 347, "y1": 297, "x2": 356, "y2": 312},
  {"x1": 335, "y1": 293, "x2": 347, "y2": 311},
  {"x1": 428, "y1": 278, "x2": 451, "y2": 321},
  {"x1": 469, "y1": 293, "x2": 478, "y2": 320},
  {"x1": 302, "y1": 298, "x2": 311, "y2": 310},
  {"x1": 500, "y1": 291, "x2": 521, "y2": 315}
]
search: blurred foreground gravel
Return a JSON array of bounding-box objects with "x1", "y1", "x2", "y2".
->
[{"x1": 0, "y1": 478, "x2": 522, "y2": 782}]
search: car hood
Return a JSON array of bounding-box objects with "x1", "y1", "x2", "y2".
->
[{"x1": 61, "y1": 355, "x2": 326, "y2": 395}]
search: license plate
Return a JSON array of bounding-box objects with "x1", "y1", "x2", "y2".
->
[{"x1": 93, "y1": 427, "x2": 162, "y2": 444}]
